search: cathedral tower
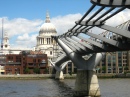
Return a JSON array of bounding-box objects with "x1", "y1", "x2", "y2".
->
[
  {"x1": 2, "y1": 32, "x2": 10, "y2": 50},
  {"x1": 35, "y1": 12, "x2": 57, "y2": 62}
]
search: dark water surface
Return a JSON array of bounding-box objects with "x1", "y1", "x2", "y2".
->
[{"x1": 0, "y1": 78, "x2": 130, "y2": 97}]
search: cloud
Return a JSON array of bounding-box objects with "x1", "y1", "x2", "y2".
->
[
  {"x1": 51, "y1": 13, "x2": 82, "y2": 35},
  {"x1": 106, "y1": 9, "x2": 130, "y2": 26},
  {"x1": 0, "y1": 8, "x2": 130, "y2": 49},
  {"x1": 0, "y1": 17, "x2": 43, "y2": 38},
  {"x1": 88, "y1": 8, "x2": 130, "y2": 35},
  {"x1": 0, "y1": 17, "x2": 42, "y2": 49},
  {"x1": 17, "y1": 33, "x2": 30, "y2": 41},
  {"x1": 13, "y1": 33, "x2": 37, "y2": 49},
  {"x1": 51, "y1": 8, "x2": 130, "y2": 37},
  {"x1": 11, "y1": 13, "x2": 82, "y2": 49}
]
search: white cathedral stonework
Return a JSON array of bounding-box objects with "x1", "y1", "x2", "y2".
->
[
  {"x1": 0, "y1": 12, "x2": 60, "y2": 67},
  {"x1": 2, "y1": 32, "x2": 10, "y2": 50},
  {"x1": 35, "y1": 12, "x2": 58, "y2": 66},
  {"x1": 0, "y1": 31, "x2": 31, "y2": 55}
]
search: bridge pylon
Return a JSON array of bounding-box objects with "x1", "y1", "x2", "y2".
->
[
  {"x1": 53, "y1": 37, "x2": 105, "y2": 96},
  {"x1": 74, "y1": 70, "x2": 100, "y2": 97},
  {"x1": 55, "y1": 71, "x2": 64, "y2": 80},
  {"x1": 51, "y1": 0, "x2": 130, "y2": 96},
  {"x1": 48, "y1": 58, "x2": 69, "y2": 80},
  {"x1": 74, "y1": 54, "x2": 105, "y2": 97}
]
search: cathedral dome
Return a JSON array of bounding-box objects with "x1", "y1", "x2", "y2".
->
[
  {"x1": 39, "y1": 12, "x2": 56, "y2": 34},
  {"x1": 40, "y1": 22, "x2": 56, "y2": 32}
]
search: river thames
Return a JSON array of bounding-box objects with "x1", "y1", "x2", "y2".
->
[{"x1": 0, "y1": 78, "x2": 130, "y2": 97}]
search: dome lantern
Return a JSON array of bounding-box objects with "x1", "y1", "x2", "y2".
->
[{"x1": 45, "y1": 12, "x2": 50, "y2": 23}]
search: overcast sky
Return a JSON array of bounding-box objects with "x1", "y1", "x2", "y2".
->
[{"x1": 0, "y1": 0, "x2": 130, "y2": 49}]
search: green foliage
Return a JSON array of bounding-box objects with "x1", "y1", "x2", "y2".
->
[
  {"x1": 102, "y1": 66, "x2": 106, "y2": 71},
  {"x1": 101, "y1": 66, "x2": 107, "y2": 73},
  {"x1": 68, "y1": 72, "x2": 72, "y2": 75},
  {"x1": 44, "y1": 68, "x2": 49, "y2": 74},
  {"x1": 33, "y1": 68, "x2": 40, "y2": 74},
  {"x1": 24, "y1": 67, "x2": 30, "y2": 74},
  {"x1": 124, "y1": 70, "x2": 130, "y2": 74},
  {"x1": 124, "y1": 66, "x2": 129, "y2": 70}
]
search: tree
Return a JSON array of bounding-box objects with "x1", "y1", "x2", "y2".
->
[
  {"x1": 44, "y1": 68, "x2": 49, "y2": 74},
  {"x1": 102, "y1": 66, "x2": 106, "y2": 73},
  {"x1": 124, "y1": 66, "x2": 128, "y2": 70},
  {"x1": 24, "y1": 67, "x2": 30, "y2": 74},
  {"x1": 33, "y1": 68, "x2": 40, "y2": 74}
]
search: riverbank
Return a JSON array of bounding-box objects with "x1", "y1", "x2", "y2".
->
[
  {"x1": 0, "y1": 74, "x2": 76, "y2": 79},
  {"x1": 0, "y1": 73, "x2": 130, "y2": 79},
  {"x1": 97, "y1": 73, "x2": 130, "y2": 78},
  {"x1": 0, "y1": 74, "x2": 54, "y2": 79}
]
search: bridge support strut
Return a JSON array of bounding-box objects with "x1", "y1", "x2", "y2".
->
[
  {"x1": 55, "y1": 71, "x2": 64, "y2": 80},
  {"x1": 54, "y1": 38, "x2": 104, "y2": 96},
  {"x1": 74, "y1": 70, "x2": 100, "y2": 97}
]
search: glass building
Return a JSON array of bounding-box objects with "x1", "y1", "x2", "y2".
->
[{"x1": 96, "y1": 51, "x2": 130, "y2": 74}]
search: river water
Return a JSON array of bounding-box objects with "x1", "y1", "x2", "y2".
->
[{"x1": 0, "y1": 78, "x2": 130, "y2": 97}]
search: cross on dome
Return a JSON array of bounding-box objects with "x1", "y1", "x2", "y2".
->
[
  {"x1": 4, "y1": 32, "x2": 8, "y2": 37},
  {"x1": 45, "y1": 11, "x2": 51, "y2": 23}
]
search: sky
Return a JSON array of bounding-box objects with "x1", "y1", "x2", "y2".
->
[{"x1": 0, "y1": 0, "x2": 130, "y2": 49}]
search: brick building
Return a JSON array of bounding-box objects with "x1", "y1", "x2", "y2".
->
[
  {"x1": 5, "y1": 54, "x2": 22, "y2": 74},
  {"x1": 23, "y1": 54, "x2": 48, "y2": 74},
  {"x1": 0, "y1": 55, "x2": 6, "y2": 74},
  {"x1": 4, "y1": 51, "x2": 48, "y2": 74}
]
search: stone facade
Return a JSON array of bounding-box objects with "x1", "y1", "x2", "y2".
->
[{"x1": 35, "y1": 12, "x2": 59, "y2": 66}]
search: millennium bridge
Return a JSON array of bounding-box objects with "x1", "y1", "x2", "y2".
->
[{"x1": 49, "y1": 0, "x2": 130, "y2": 97}]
